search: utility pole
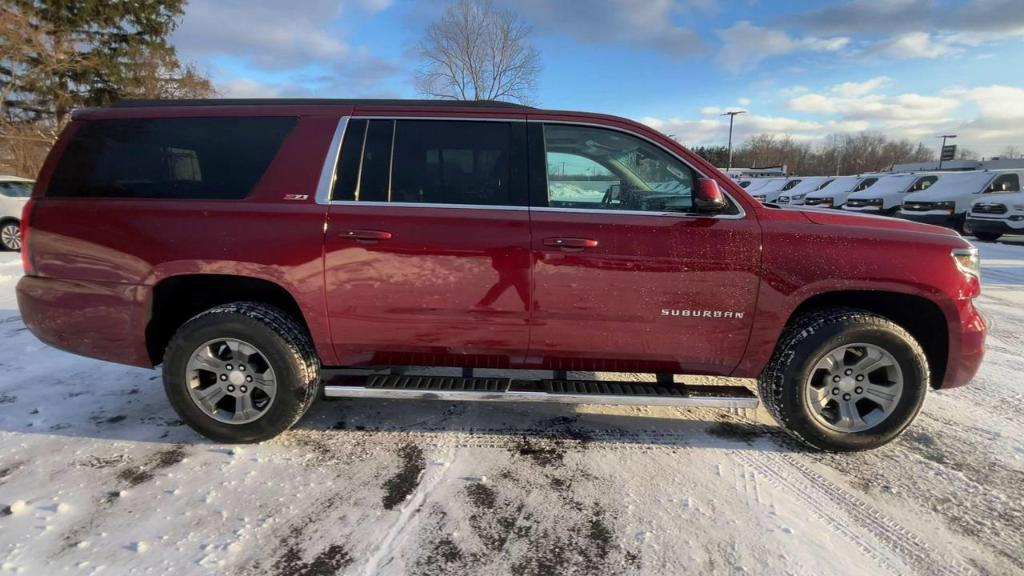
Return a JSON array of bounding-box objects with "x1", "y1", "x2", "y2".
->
[
  {"x1": 721, "y1": 110, "x2": 746, "y2": 170},
  {"x1": 938, "y1": 134, "x2": 957, "y2": 169}
]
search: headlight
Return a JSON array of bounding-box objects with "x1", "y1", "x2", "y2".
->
[
  {"x1": 952, "y1": 247, "x2": 980, "y2": 278},
  {"x1": 820, "y1": 197, "x2": 834, "y2": 204},
  {"x1": 1012, "y1": 204, "x2": 1024, "y2": 211},
  {"x1": 866, "y1": 198, "x2": 883, "y2": 206},
  {"x1": 792, "y1": 194, "x2": 805, "y2": 200},
  {"x1": 935, "y1": 201, "x2": 956, "y2": 213}
]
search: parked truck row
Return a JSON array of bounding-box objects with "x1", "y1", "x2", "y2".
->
[{"x1": 737, "y1": 169, "x2": 1023, "y2": 240}]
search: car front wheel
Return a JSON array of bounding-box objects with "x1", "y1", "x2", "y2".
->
[
  {"x1": 759, "y1": 309, "x2": 928, "y2": 451},
  {"x1": 162, "y1": 302, "x2": 320, "y2": 443}
]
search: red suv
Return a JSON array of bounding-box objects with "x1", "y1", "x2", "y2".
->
[{"x1": 16, "y1": 99, "x2": 986, "y2": 450}]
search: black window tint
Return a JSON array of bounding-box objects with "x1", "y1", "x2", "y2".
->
[
  {"x1": 390, "y1": 120, "x2": 513, "y2": 206},
  {"x1": 333, "y1": 119, "x2": 367, "y2": 202},
  {"x1": 48, "y1": 117, "x2": 296, "y2": 199},
  {"x1": 358, "y1": 120, "x2": 394, "y2": 202}
]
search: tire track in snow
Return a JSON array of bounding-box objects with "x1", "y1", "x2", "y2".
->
[
  {"x1": 363, "y1": 444, "x2": 457, "y2": 576},
  {"x1": 739, "y1": 449, "x2": 975, "y2": 576}
]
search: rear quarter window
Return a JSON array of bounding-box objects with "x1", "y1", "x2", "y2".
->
[{"x1": 47, "y1": 117, "x2": 297, "y2": 199}]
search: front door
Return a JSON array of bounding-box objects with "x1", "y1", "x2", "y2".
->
[
  {"x1": 526, "y1": 122, "x2": 761, "y2": 375},
  {"x1": 323, "y1": 118, "x2": 532, "y2": 368}
]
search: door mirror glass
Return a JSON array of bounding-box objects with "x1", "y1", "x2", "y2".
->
[{"x1": 695, "y1": 179, "x2": 727, "y2": 213}]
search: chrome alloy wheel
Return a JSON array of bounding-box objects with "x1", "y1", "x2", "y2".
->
[
  {"x1": 804, "y1": 343, "x2": 904, "y2": 433},
  {"x1": 0, "y1": 223, "x2": 20, "y2": 251},
  {"x1": 186, "y1": 338, "x2": 277, "y2": 425}
]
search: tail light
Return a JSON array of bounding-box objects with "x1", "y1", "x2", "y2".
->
[{"x1": 21, "y1": 198, "x2": 35, "y2": 275}]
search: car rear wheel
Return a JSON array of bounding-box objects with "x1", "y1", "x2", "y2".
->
[
  {"x1": 163, "y1": 302, "x2": 319, "y2": 443},
  {"x1": 759, "y1": 309, "x2": 928, "y2": 451},
  {"x1": 0, "y1": 221, "x2": 20, "y2": 251}
]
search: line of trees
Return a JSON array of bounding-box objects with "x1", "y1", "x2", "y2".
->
[
  {"x1": 690, "y1": 132, "x2": 935, "y2": 176},
  {"x1": 1, "y1": 0, "x2": 213, "y2": 177}
]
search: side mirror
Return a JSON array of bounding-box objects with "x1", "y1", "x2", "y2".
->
[{"x1": 695, "y1": 178, "x2": 728, "y2": 213}]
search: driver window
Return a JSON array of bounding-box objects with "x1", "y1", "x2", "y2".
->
[{"x1": 543, "y1": 124, "x2": 695, "y2": 213}]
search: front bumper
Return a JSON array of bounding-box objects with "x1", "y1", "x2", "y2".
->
[
  {"x1": 967, "y1": 217, "x2": 1024, "y2": 234},
  {"x1": 943, "y1": 297, "x2": 986, "y2": 389},
  {"x1": 898, "y1": 210, "x2": 958, "y2": 227}
]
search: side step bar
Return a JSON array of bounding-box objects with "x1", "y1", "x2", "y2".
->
[{"x1": 323, "y1": 374, "x2": 758, "y2": 409}]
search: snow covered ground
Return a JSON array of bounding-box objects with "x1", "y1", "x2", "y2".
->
[{"x1": 1, "y1": 241, "x2": 1023, "y2": 576}]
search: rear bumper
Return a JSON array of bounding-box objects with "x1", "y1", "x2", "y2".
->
[
  {"x1": 16, "y1": 275, "x2": 152, "y2": 368},
  {"x1": 942, "y1": 297, "x2": 986, "y2": 389}
]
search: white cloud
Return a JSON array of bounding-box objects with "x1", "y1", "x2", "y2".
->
[
  {"x1": 700, "y1": 106, "x2": 723, "y2": 115},
  {"x1": 874, "y1": 32, "x2": 952, "y2": 59},
  {"x1": 789, "y1": 94, "x2": 837, "y2": 113},
  {"x1": 716, "y1": 21, "x2": 849, "y2": 72},
  {"x1": 944, "y1": 85, "x2": 1024, "y2": 120},
  {"x1": 738, "y1": 97, "x2": 752, "y2": 106},
  {"x1": 830, "y1": 76, "x2": 890, "y2": 97}
]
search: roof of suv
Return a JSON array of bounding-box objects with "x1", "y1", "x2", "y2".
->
[{"x1": 110, "y1": 98, "x2": 534, "y2": 109}]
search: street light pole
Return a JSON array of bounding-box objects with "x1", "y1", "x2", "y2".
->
[
  {"x1": 938, "y1": 134, "x2": 957, "y2": 170},
  {"x1": 721, "y1": 110, "x2": 746, "y2": 170}
]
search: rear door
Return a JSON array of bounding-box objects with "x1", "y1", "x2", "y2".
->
[
  {"x1": 525, "y1": 121, "x2": 761, "y2": 375},
  {"x1": 323, "y1": 117, "x2": 533, "y2": 368}
]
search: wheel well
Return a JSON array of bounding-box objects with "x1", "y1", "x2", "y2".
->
[
  {"x1": 789, "y1": 291, "x2": 949, "y2": 388},
  {"x1": 145, "y1": 274, "x2": 307, "y2": 365}
]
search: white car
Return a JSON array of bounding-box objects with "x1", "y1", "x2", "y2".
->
[
  {"x1": 769, "y1": 176, "x2": 832, "y2": 206},
  {"x1": 802, "y1": 175, "x2": 878, "y2": 209},
  {"x1": 966, "y1": 187, "x2": 1024, "y2": 242},
  {"x1": 901, "y1": 170, "x2": 1022, "y2": 231},
  {"x1": 843, "y1": 173, "x2": 940, "y2": 215},
  {"x1": 0, "y1": 176, "x2": 33, "y2": 251},
  {"x1": 747, "y1": 178, "x2": 792, "y2": 203}
]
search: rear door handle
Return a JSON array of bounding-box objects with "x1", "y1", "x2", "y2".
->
[
  {"x1": 340, "y1": 229, "x2": 393, "y2": 242},
  {"x1": 544, "y1": 237, "x2": 599, "y2": 252}
]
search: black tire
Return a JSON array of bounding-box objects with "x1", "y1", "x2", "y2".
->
[
  {"x1": 162, "y1": 302, "x2": 320, "y2": 443},
  {"x1": 972, "y1": 231, "x2": 1002, "y2": 242},
  {"x1": 758, "y1": 309, "x2": 928, "y2": 451}
]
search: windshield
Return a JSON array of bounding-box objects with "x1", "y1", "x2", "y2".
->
[{"x1": 853, "y1": 174, "x2": 914, "y2": 196}]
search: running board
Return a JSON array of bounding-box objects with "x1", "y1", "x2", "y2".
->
[{"x1": 322, "y1": 374, "x2": 758, "y2": 409}]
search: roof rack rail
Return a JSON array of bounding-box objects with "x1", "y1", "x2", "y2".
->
[{"x1": 109, "y1": 98, "x2": 534, "y2": 109}]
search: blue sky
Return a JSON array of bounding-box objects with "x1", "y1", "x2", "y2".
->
[{"x1": 172, "y1": 0, "x2": 1024, "y2": 156}]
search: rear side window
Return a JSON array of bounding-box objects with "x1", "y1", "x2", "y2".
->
[
  {"x1": 391, "y1": 120, "x2": 515, "y2": 206},
  {"x1": 47, "y1": 117, "x2": 297, "y2": 199}
]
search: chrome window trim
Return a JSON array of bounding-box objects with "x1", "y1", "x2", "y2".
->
[
  {"x1": 331, "y1": 200, "x2": 528, "y2": 211},
  {"x1": 315, "y1": 114, "x2": 747, "y2": 219},
  {"x1": 315, "y1": 116, "x2": 349, "y2": 205}
]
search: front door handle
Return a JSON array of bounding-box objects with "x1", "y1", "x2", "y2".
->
[
  {"x1": 340, "y1": 229, "x2": 393, "y2": 243},
  {"x1": 544, "y1": 237, "x2": 599, "y2": 252}
]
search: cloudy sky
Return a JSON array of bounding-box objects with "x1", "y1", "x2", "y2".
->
[{"x1": 172, "y1": 0, "x2": 1024, "y2": 156}]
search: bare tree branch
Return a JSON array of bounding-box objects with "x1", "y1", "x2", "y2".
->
[{"x1": 414, "y1": 0, "x2": 540, "y2": 104}]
